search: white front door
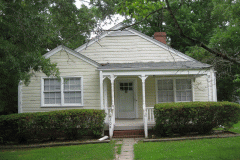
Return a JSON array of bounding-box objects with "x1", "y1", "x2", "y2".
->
[{"x1": 117, "y1": 81, "x2": 136, "y2": 118}]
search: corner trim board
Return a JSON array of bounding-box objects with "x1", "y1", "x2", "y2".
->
[{"x1": 18, "y1": 81, "x2": 23, "y2": 113}]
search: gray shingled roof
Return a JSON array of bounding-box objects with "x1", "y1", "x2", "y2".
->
[{"x1": 98, "y1": 61, "x2": 211, "y2": 70}]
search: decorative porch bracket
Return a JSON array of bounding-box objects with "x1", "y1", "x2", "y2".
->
[{"x1": 138, "y1": 75, "x2": 148, "y2": 138}]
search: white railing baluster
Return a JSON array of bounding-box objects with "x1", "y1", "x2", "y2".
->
[{"x1": 146, "y1": 107, "x2": 155, "y2": 122}]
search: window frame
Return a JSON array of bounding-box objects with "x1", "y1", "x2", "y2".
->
[
  {"x1": 155, "y1": 77, "x2": 194, "y2": 103},
  {"x1": 41, "y1": 76, "x2": 83, "y2": 107}
]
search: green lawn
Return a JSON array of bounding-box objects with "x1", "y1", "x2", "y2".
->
[
  {"x1": 229, "y1": 121, "x2": 240, "y2": 133},
  {"x1": 134, "y1": 121, "x2": 240, "y2": 160},
  {"x1": 0, "y1": 143, "x2": 115, "y2": 160}
]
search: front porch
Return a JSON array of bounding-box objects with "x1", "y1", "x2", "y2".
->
[{"x1": 98, "y1": 63, "x2": 216, "y2": 139}]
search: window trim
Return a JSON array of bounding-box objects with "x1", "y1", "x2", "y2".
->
[
  {"x1": 41, "y1": 76, "x2": 83, "y2": 107},
  {"x1": 155, "y1": 77, "x2": 194, "y2": 103}
]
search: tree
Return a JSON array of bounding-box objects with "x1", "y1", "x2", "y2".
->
[
  {"x1": 91, "y1": 0, "x2": 240, "y2": 101},
  {"x1": 0, "y1": 0, "x2": 97, "y2": 114}
]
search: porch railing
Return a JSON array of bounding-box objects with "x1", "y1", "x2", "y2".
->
[
  {"x1": 107, "y1": 107, "x2": 115, "y2": 139},
  {"x1": 146, "y1": 107, "x2": 155, "y2": 122},
  {"x1": 144, "y1": 107, "x2": 155, "y2": 138}
]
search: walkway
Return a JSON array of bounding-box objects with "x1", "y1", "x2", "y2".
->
[{"x1": 115, "y1": 138, "x2": 139, "y2": 160}]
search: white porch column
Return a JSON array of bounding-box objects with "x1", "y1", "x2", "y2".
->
[
  {"x1": 110, "y1": 75, "x2": 117, "y2": 124},
  {"x1": 139, "y1": 75, "x2": 148, "y2": 138},
  {"x1": 100, "y1": 71, "x2": 104, "y2": 110},
  {"x1": 103, "y1": 79, "x2": 108, "y2": 113},
  {"x1": 107, "y1": 74, "x2": 117, "y2": 139}
]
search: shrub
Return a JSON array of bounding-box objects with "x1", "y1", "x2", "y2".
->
[
  {"x1": 0, "y1": 109, "x2": 105, "y2": 144},
  {"x1": 154, "y1": 102, "x2": 240, "y2": 136}
]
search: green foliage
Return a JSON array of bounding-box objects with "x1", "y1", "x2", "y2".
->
[
  {"x1": 154, "y1": 102, "x2": 240, "y2": 136},
  {"x1": 0, "y1": 109, "x2": 105, "y2": 144},
  {"x1": 0, "y1": 0, "x2": 97, "y2": 114},
  {"x1": 117, "y1": 0, "x2": 164, "y2": 20}
]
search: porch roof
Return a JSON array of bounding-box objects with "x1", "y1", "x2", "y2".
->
[{"x1": 98, "y1": 61, "x2": 211, "y2": 71}]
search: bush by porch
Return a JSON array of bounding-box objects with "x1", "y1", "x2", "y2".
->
[
  {"x1": 0, "y1": 109, "x2": 105, "y2": 144},
  {"x1": 154, "y1": 102, "x2": 240, "y2": 136}
]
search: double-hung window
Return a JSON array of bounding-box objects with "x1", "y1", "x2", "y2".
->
[
  {"x1": 42, "y1": 77, "x2": 83, "y2": 107},
  {"x1": 176, "y1": 79, "x2": 192, "y2": 102},
  {"x1": 157, "y1": 78, "x2": 192, "y2": 103}
]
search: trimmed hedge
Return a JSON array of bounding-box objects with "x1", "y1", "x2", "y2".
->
[
  {"x1": 154, "y1": 102, "x2": 240, "y2": 136},
  {"x1": 0, "y1": 109, "x2": 105, "y2": 144}
]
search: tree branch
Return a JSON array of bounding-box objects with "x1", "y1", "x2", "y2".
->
[
  {"x1": 165, "y1": 0, "x2": 240, "y2": 65},
  {"x1": 101, "y1": 7, "x2": 165, "y2": 32}
]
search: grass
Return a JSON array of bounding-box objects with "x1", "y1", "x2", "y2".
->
[
  {"x1": 134, "y1": 121, "x2": 240, "y2": 160},
  {"x1": 0, "y1": 143, "x2": 115, "y2": 160},
  {"x1": 229, "y1": 121, "x2": 240, "y2": 133},
  {"x1": 116, "y1": 143, "x2": 123, "y2": 154}
]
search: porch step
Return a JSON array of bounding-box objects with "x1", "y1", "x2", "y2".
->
[{"x1": 113, "y1": 129, "x2": 144, "y2": 138}]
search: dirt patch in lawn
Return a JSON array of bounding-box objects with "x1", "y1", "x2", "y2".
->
[{"x1": 145, "y1": 130, "x2": 240, "y2": 142}]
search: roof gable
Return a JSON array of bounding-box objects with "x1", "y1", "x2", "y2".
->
[
  {"x1": 43, "y1": 45, "x2": 100, "y2": 67},
  {"x1": 75, "y1": 23, "x2": 196, "y2": 62}
]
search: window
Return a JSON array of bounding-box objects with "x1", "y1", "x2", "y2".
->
[
  {"x1": 41, "y1": 77, "x2": 83, "y2": 107},
  {"x1": 157, "y1": 78, "x2": 192, "y2": 103},
  {"x1": 157, "y1": 79, "x2": 174, "y2": 102},
  {"x1": 176, "y1": 79, "x2": 192, "y2": 102}
]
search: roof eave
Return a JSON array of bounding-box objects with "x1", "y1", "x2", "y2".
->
[{"x1": 97, "y1": 67, "x2": 211, "y2": 71}]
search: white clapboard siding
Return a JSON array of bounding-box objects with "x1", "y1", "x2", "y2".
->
[
  {"x1": 80, "y1": 35, "x2": 188, "y2": 63},
  {"x1": 21, "y1": 51, "x2": 100, "y2": 113},
  {"x1": 194, "y1": 75, "x2": 209, "y2": 101}
]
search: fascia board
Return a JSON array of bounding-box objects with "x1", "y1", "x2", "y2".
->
[
  {"x1": 101, "y1": 69, "x2": 210, "y2": 76},
  {"x1": 75, "y1": 23, "x2": 125, "y2": 52},
  {"x1": 43, "y1": 45, "x2": 100, "y2": 67},
  {"x1": 43, "y1": 45, "x2": 63, "y2": 58}
]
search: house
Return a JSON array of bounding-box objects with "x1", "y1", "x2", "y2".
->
[{"x1": 18, "y1": 23, "x2": 217, "y2": 138}]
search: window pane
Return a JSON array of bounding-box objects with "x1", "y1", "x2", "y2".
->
[
  {"x1": 56, "y1": 98, "x2": 61, "y2": 104},
  {"x1": 168, "y1": 96, "x2": 174, "y2": 102},
  {"x1": 45, "y1": 98, "x2": 49, "y2": 104},
  {"x1": 44, "y1": 93, "x2": 49, "y2": 98},
  {"x1": 44, "y1": 79, "x2": 49, "y2": 85},
  {"x1": 76, "y1": 98, "x2": 81, "y2": 103},
  {"x1": 64, "y1": 91, "x2": 81, "y2": 104},
  {"x1": 76, "y1": 92, "x2": 81, "y2": 98},
  {"x1": 69, "y1": 97, "x2": 75, "y2": 103},
  {"x1": 175, "y1": 79, "x2": 192, "y2": 102},
  {"x1": 56, "y1": 93, "x2": 61, "y2": 98},
  {"x1": 158, "y1": 80, "x2": 173, "y2": 103},
  {"x1": 64, "y1": 78, "x2": 81, "y2": 91},
  {"x1": 49, "y1": 98, "x2": 55, "y2": 104},
  {"x1": 50, "y1": 93, "x2": 55, "y2": 98},
  {"x1": 44, "y1": 85, "x2": 49, "y2": 91}
]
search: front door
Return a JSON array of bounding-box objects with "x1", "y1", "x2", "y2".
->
[{"x1": 118, "y1": 81, "x2": 136, "y2": 118}]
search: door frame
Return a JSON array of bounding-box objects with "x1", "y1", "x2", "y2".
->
[{"x1": 115, "y1": 78, "x2": 138, "y2": 119}]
